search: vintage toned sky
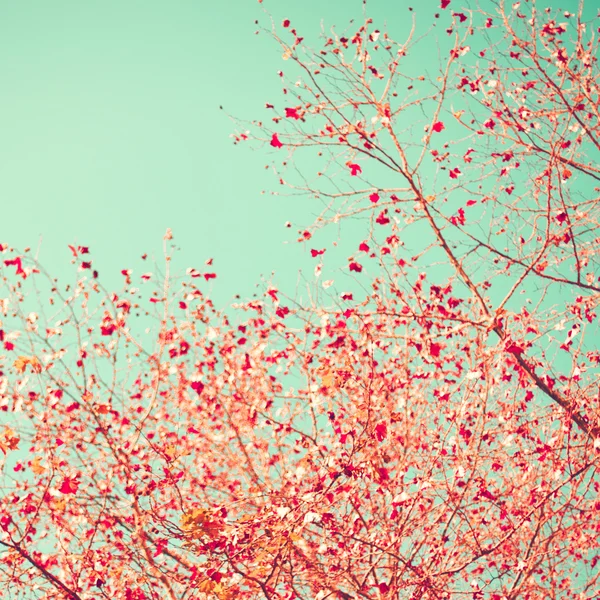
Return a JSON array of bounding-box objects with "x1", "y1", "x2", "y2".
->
[{"x1": 0, "y1": 0, "x2": 581, "y2": 304}]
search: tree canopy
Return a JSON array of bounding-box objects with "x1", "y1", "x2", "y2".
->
[{"x1": 0, "y1": 1, "x2": 599, "y2": 598}]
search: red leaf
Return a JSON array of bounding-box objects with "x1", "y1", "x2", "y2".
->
[
  {"x1": 358, "y1": 242, "x2": 370, "y2": 252},
  {"x1": 432, "y1": 121, "x2": 445, "y2": 133},
  {"x1": 349, "y1": 262, "x2": 363, "y2": 273},
  {"x1": 449, "y1": 208, "x2": 466, "y2": 226},
  {"x1": 348, "y1": 163, "x2": 362, "y2": 176},
  {"x1": 376, "y1": 210, "x2": 390, "y2": 225},
  {"x1": 449, "y1": 167, "x2": 461, "y2": 179},
  {"x1": 152, "y1": 539, "x2": 168, "y2": 557},
  {"x1": 270, "y1": 133, "x2": 283, "y2": 148},
  {"x1": 190, "y1": 381, "x2": 204, "y2": 394},
  {"x1": 276, "y1": 306, "x2": 290, "y2": 318},
  {"x1": 282, "y1": 19, "x2": 290, "y2": 28},
  {"x1": 506, "y1": 343, "x2": 524, "y2": 355},
  {"x1": 100, "y1": 323, "x2": 116, "y2": 336},
  {"x1": 310, "y1": 249, "x2": 326, "y2": 257},
  {"x1": 375, "y1": 422, "x2": 387, "y2": 442},
  {"x1": 369, "y1": 192, "x2": 380, "y2": 203},
  {"x1": 430, "y1": 342, "x2": 442, "y2": 357},
  {"x1": 441, "y1": 0, "x2": 451, "y2": 8},
  {"x1": 4, "y1": 257, "x2": 26, "y2": 279},
  {"x1": 59, "y1": 476, "x2": 80, "y2": 495},
  {"x1": 285, "y1": 107, "x2": 301, "y2": 120}
]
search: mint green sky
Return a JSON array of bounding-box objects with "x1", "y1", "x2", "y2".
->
[
  {"x1": 0, "y1": 0, "x2": 582, "y2": 305},
  {"x1": 0, "y1": 0, "x2": 440, "y2": 304}
]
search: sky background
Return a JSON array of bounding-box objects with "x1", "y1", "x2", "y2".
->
[
  {"x1": 0, "y1": 0, "x2": 451, "y2": 306},
  {"x1": 0, "y1": 0, "x2": 582, "y2": 306}
]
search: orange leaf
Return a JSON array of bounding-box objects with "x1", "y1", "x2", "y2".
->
[
  {"x1": 13, "y1": 355, "x2": 41, "y2": 374},
  {"x1": 30, "y1": 457, "x2": 46, "y2": 475},
  {"x1": 0, "y1": 427, "x2": 20, "y2": 454}
]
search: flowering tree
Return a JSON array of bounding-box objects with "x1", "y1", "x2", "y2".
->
[{"x1": 1, "y1": 1, "x2": 600, "y2": 599}]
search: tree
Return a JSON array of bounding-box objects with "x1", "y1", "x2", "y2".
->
[{"x1": 1, "y1": 1, "x2": 599, "y2": 598}]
